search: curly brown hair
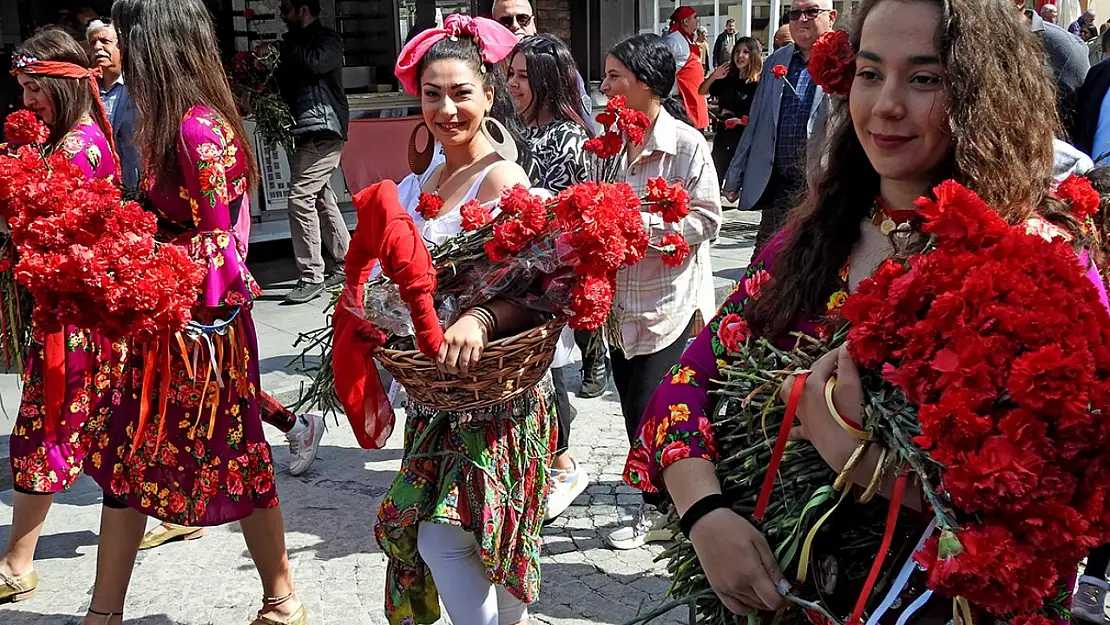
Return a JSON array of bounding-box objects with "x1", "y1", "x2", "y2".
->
[{"x1": 749, "y1": 0, "x2": 1068, "y2": 339}]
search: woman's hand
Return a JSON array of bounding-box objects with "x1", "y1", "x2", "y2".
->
[
  {"x1": 781, "y1": 346, "x2": 864, "y2": 469},
  {"x1": 690, "y1": 508, "x2": 786, "y2": 615},
  {"x1": 437, "y1": 314, "x2": 490, "y2": 376},
  {"x1": 709, "y1": 63, "x2": 730, "y2": 81}
]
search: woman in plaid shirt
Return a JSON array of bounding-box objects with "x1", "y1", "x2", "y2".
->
[{"x1": 597, "y1": 33, "x2": 724, "y2": 551}]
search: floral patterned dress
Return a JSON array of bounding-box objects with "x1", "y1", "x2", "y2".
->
[
  {"x1": 82, "y1": 105, "x2": 274, "y2": 525},
  {"x1": 9, "y1": 114, "x2": 122, "y2": 494},
  {"x1": 375, "y1": 167, "x2": 558, "y2": 625},
  {"x1": 623, "y1": 222, "x2": 1109, "y2": 624}
]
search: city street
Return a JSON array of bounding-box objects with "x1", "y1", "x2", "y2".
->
[{"x1": 0, "y1": 210, "x2": 760, "y2": 625}]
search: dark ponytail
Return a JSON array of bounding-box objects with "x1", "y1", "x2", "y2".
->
[
  {"x1": 608, "y1": 33, "x2": 695, "y2": 128},
  {"x1": 418, "y1": 35, "x2": 534, "y2": 171}
]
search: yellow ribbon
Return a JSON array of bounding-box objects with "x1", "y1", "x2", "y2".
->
[{"x1": 797, "y1": 488, "x2": 851, "y2": 584}]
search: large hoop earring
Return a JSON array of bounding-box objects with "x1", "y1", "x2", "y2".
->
[
  {"x1": 481, "y1": 118, "x2": 519, "y2": 164},
  {"x1": 408, "y1": 121, "x2": 434, "y2": 175}
]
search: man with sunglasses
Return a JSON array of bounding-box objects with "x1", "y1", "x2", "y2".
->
[{"x1": 722, "y1": 0, "x2": 835, "y2": 251}]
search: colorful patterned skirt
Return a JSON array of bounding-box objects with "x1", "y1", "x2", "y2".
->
[
  {"x1": 83, "y1": 309, "x2": 278, "y2": 525},
  {"x1": 376, "y1": 375, "x2": 557, "y2": 625},
  {"x1": 9, "y1": 326, "x2": 120, "y2": 494}
]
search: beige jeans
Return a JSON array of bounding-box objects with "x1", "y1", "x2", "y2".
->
[{"x1": 287, "y1": 136, "x2": 350, "y2": 283}]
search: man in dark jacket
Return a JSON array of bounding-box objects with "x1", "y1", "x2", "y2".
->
[
  {"x1": 713, "y1": 19, "x2": 738, "y2": 68},
  {"x1": 1021, "y1": 3, "x2": 1090, "y2": 140},
  {"x1": 278, "y1": 0, "x2": 351, "y2": 304}
]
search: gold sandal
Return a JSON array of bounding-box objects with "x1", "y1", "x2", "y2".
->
[
  {"x1": 0, "y1": 568, "x2": 38, "y2": 604},
  {"x1": 251, "y1": 592, "x2": 307, "y2": 625},
  {"x1": 139, "y1": 522, "x2": 205, "y2": 550}
]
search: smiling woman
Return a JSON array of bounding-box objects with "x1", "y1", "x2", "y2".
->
[{"x1": 622, "y1": 0, "x2": 1099, "y2": 622}]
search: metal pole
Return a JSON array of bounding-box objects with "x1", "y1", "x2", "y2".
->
[
  {"x1": 743, "y1": 0, "x2": 752, "y2": 36},
  {"x1": 654, "y1": 0, "x2": 660, "y2": 33},
  {"x1": 769, "y1": 0, "x2": 781, "y2": 51}
]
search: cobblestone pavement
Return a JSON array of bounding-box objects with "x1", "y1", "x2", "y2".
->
[{"x1": 0, "y1": 211, "x2": 760, "y2": 625}]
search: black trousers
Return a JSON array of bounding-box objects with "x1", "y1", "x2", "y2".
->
[
  {"x1": 1087, "y1": 544, "x2": 1110, "y2": 580},
  {"x1": 550, "y1": 366, "x2": 575, "y2": 455},
  {"x1": 753, "y1": 167, "x2": 805, "y2": 253},
  {"x1": 611, "y1": 315, "x2": 696, "y2": 507}
]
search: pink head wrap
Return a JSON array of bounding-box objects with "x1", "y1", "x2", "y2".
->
[{"x1": 395, "y1": 14, "x2": 519, "y2": 96}]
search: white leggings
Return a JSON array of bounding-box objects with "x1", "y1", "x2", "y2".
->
[{"x1": 417, "y1": 522, "x2": 529, "y2": 625}]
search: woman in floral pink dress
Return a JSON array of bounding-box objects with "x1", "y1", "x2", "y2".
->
[
  {"x1": 1, "y1": 27, "x2": 123, "y2": 606},
  {"x1": 624, "y1": 0, "x2": 1108, "y2": 622},
  {"x1": 78, "y1": 2, "x2": 303, "y2": 624}
]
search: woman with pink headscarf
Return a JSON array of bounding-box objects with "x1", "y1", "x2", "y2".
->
[{"x1": 376, "y1": 14, "x2": 553, "y2": 625}]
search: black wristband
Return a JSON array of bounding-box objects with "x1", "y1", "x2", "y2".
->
[{"x1": 679, "y1": 493, "x2": 731, "y2": 539}]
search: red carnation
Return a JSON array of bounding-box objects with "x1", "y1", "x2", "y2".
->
[
  {"x1": 658, "y1": 232, "x2": 690, "y2": 267},
  {"x1": 415, "y1": 193, "x2": 444, "y2": 220},
  {"x1": 807, "y1": 29, "x2": 855, "y2": 97},
  {"x1": 4, "y1": 110, "x2": 49, "y2": 146},
  {"x1": 771, "y1": 64, "x2": 788, "y2": 79},
  {"x1": 1056, "y1": 174, "x2": 1100, "y2": 221},
  {"x1": 617, "y1": 108, "x2": 651, "y2": 145},
  {"x1": 460, "y1": 199, "x2": 493, "y2": 231},
  {"x1": 595, "y1": 110, "x2": 617, "y2": 128},
  {"x1": 606, "y1": 95, "x2": 628, "y2": 113},
  {"x1": 645, "y1": 177, "x2": 691, "y2": 223},
  {"x1": 569, "y1": 274, "x2": 615, "y2": 331},
  {"x1": 740, "y1": 115, "x2": 748, "y2": 126},
  {"x1": 584, "y1": 132, "x2": 624, "y2": 159}
]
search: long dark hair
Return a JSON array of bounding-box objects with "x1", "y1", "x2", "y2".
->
[
  {"x1": 607, "y1": 33, "x2": 693, "y2": 127},
  {"x1": 750, "y1": 0, "x2": 1067, "y2": 339},
  {"x1": 417, "y1": 34, "x2": 533, "y2": 170},
  {"x1": 111, "y1": 0, "x2": 259, "y2": 191},
  {"x1": 729, "y1": 36, "x2": 763, "y2": 83},
  {"x1": 509, "y1": 34, "x2": 592, "y2": 134},
  {"x1": 14, "y1": 28, "x2": 107, "y2": 147}
]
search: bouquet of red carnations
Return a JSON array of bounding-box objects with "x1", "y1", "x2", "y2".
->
[
  {"x1": 655, "y1": 179, "x2": 1110, "y2": 625},
  {"x1": 0, "y1": 110, "x2": 205, "y2": 342},
  {"x1": 835, "y1": 179, "x2": 1110, "y2": 624}
]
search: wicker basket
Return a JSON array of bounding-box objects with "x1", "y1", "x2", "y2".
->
[{"x1": 375, "y1": 318, "x2": 566, "y2": 413}]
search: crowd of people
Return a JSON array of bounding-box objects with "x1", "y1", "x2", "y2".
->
[{"x1": 3, "y1": 0, "x2": 1110, "y2": 624}]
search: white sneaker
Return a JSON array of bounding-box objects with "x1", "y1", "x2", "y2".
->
[
  {"x1": 285, "y1": 414, "x2": 324, "y2": 476},
  {"x1": 604, "y1": 503, "x2": 674, "y2": 550},
  {"x1": 546, "y1": 459, "x2": 589, "y2": 521}
]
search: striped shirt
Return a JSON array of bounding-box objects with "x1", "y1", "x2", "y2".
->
[{"x1": 612, "y1": 108, "x2": 723, "y2": 358}]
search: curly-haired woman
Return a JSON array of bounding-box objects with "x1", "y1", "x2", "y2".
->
[{"x1": 625, "y1": 0, "x2": 1107, "y2": 619}]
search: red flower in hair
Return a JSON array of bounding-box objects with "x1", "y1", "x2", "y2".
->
[
  {"x1": 808, "y1": 29, "x2": 855, "y2": 97},
  {"x1": 1056, "y1": 174, "x2": 1100, "y2": 221},
  {"x1": 4, "y1": 110, "x2": 49, "y2": 146}
]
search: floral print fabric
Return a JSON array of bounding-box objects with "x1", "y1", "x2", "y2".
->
[
  {"x1": 376, "y1": 378, "x2": 558, "y2": 625},
  {"x1": 8, "y1": 116, "x2": 119, "y2": 493},
  {"x1": 82, "y1": 105, "x2": 276, "y2": 525}
]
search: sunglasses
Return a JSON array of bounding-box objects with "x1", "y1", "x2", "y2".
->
[
  {"x1": 787, "y1": 7, "x2": 831, "y2": 21},
  {"x1": 498, "y1": 13, "x2": 533, "y2": 28}
]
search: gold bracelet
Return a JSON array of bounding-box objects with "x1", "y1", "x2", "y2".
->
[
  {"x1": 859, "y1": 445, "x2": 894, "y2": 503},
  {"x1": 834, "y1": 440, "x2": 871, "y2": 491},
  {"x1": 824, "y1": 377, "x2": 872, "y2": 441}
]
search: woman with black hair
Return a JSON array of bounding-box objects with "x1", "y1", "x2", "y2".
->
[
  {"x1": 380, "y1": 14, "x2": 554, "y2": 625},
  {"x1": 700, "y1": 36, "x2": 762, "y2": 185},
  {"x1": 506, "y1": 33, "x2": 596, "y2": 523},
  {"x1": 597, "y1": 33, "x2": 723, "y2": 551}
]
